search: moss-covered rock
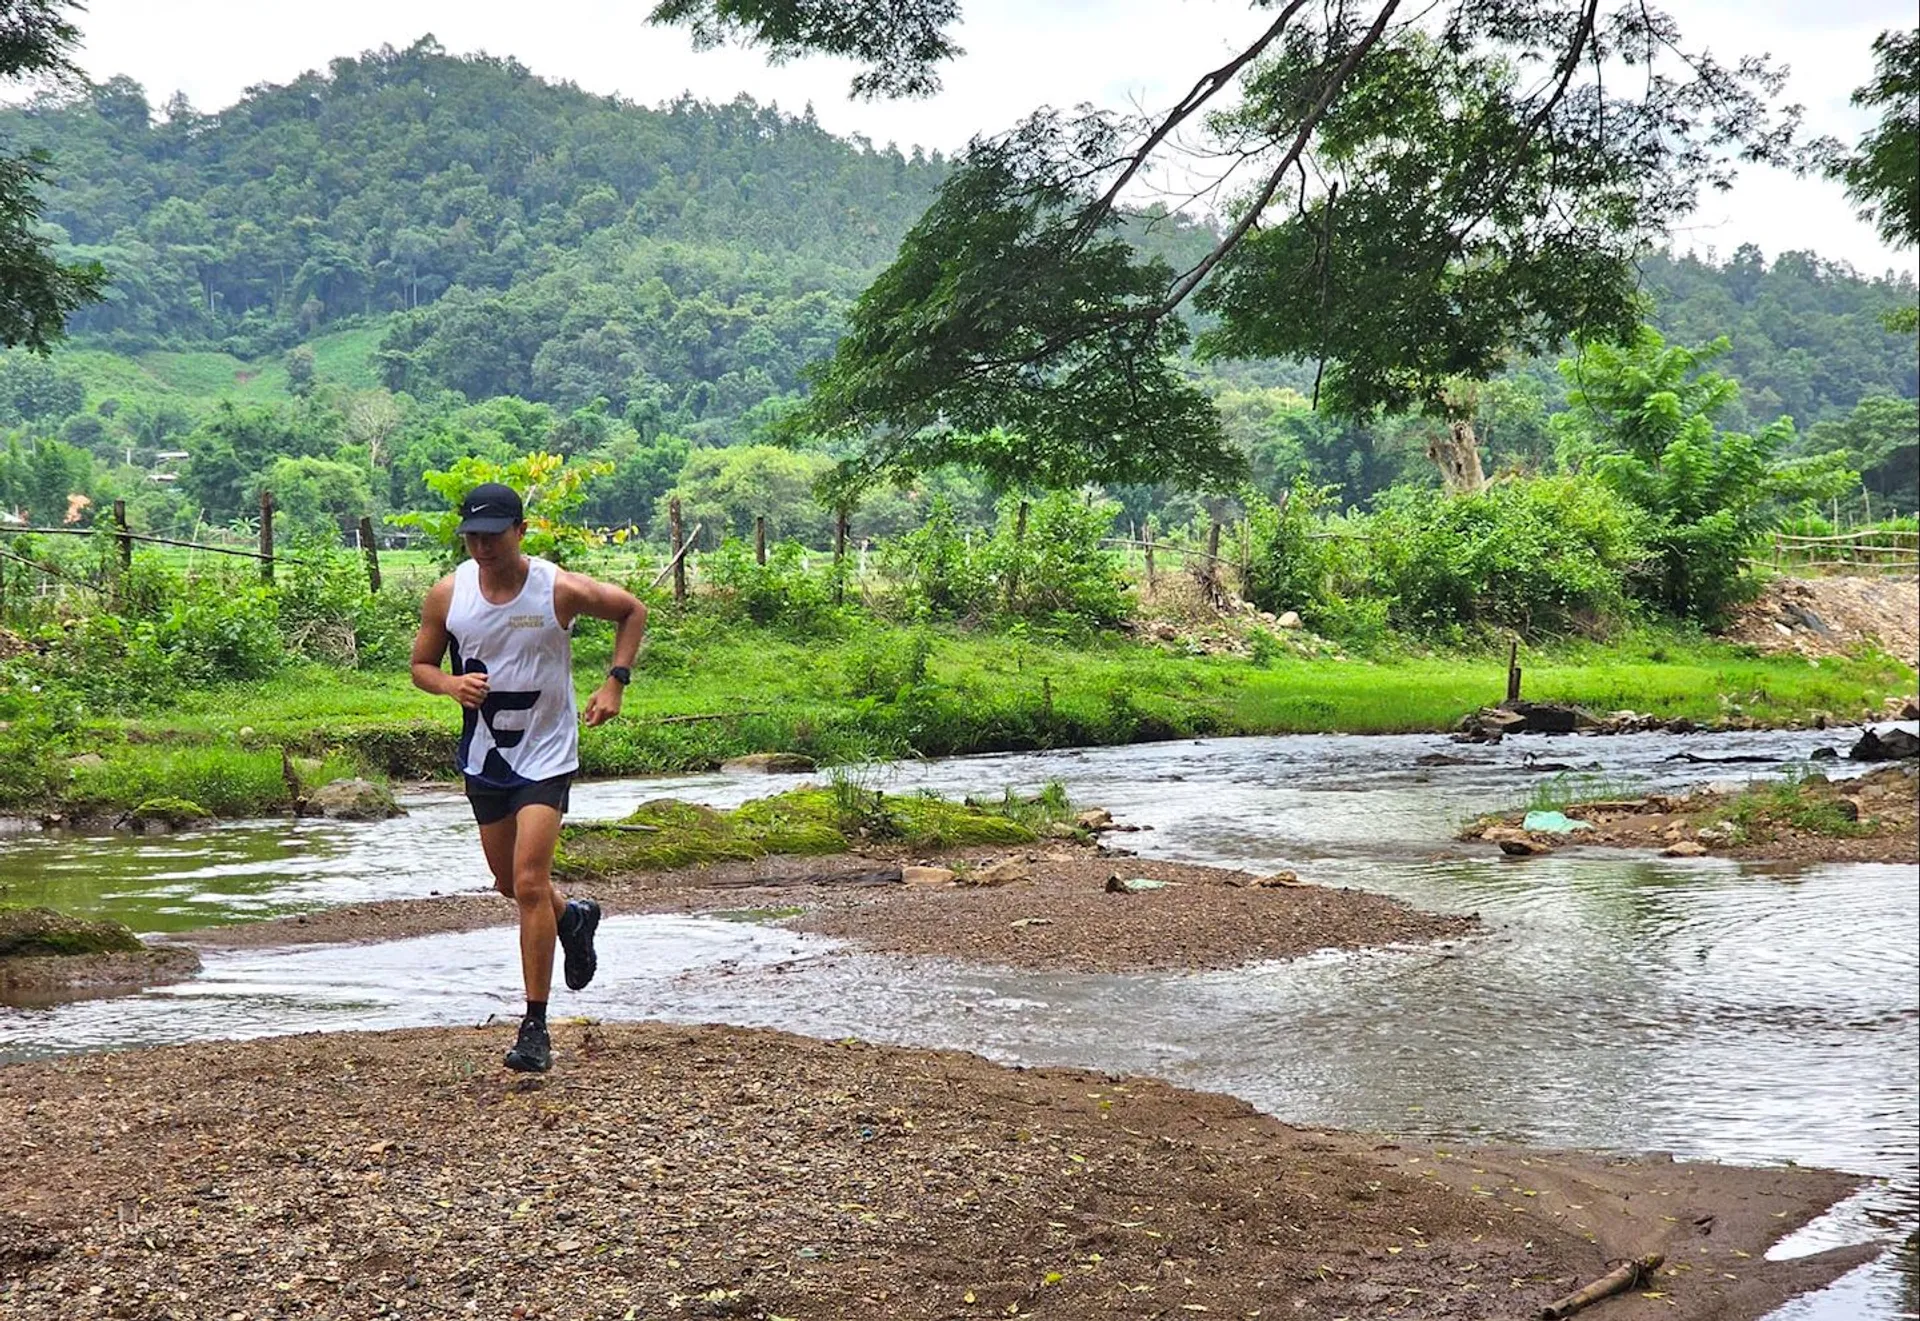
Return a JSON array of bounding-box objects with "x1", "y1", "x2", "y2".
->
[
  {"x1": 556, "y1": 788, "x2": 1046, "y2": 880},
  {"x1": 0, "y1": 906, "x2": 146, "y2": 958},
  {"x1": 123, "y1": 797, "x2": 212, "y2": 832}
]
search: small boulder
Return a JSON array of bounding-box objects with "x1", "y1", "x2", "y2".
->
[
  {"x1": 64, "y1": 753, "x2": 105, "y2": 773},
  {"x1": 123, "y1": 797, "x2": 211, "y2": 833},
  {"x1": 0, "y1": 906, "x2": 144, "y2": 958},
  {"x1": 1483, "y1": 825, "x2": 1549, "y2": 856},
  {"x1": 1074, "y1": 808, "x2": 1114, "y2": 831},
  {"x1": 901, "y1": 865, "x2": 956, "y2": 888},
  {"x1": 720, "y1": 753, "x2": 817, "y2": 774},
  {"x1": 1903, "y1": 698, "x2": 1919, "y2": 721},
  {"x1": 1810, "y1": 746, "x2": 1840, "y2": 761},
  {"x1": 307, "y1": 778, "x2": 402, "y2": 821},
  {"x1": 1834, "y1": 798, "x2": 1862, "y2": 823},
  {"x1": 1276, "y1": 611, "x2": 1303, "y2": 629},
  {"x1": 1254, "y1": 871, "x2": 1304, "y2": 888},
  {"x1": 969, "y1": 859, "x2": 1031, "y2": 887},
  {"x1": 1662, "y1": 840, "x2": 1710, "y2": 858}
]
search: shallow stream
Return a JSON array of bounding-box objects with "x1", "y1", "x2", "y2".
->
[{"x1": 2, "y1": 725, "x2": 1915, "y2": 1318}]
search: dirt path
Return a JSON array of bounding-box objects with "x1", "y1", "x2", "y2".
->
[
  {"x1": 0, "y1": 1022, "x2": 1876, "y2": 1320},
  {"x1": 183, "y1": 845, "x2": 1477, "y2": 972}
]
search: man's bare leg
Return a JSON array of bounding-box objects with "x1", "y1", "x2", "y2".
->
[
  {"x1": 507, "y1": 804, "x2": 566, "y2": 1003},
  {"x1": 478, "y1": 815, "x2": 566, "y2": 926}
]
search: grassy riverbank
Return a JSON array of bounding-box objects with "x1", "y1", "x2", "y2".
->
[{"x1": 4, "y1": 617, "x2": 1910, "y2": 820}]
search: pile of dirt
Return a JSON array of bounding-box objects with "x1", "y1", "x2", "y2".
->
[
  {"x1": 0, "y1": 1023, "x2": 1875, "y2": 1320},
  {"x1": 1723, "y1": 575, "x2": 1920, "y2": 667}
]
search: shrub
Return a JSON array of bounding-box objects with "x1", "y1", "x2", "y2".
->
[
  {"x1": 1365, "y1": 477, "x2": 1648, "y2": 638},
  {"x1": 701, "y1": 538, "x2": 838, "y2": 633},
  {"x1": 882, "y1": 495, "x2": 996, "y2": 621},
  {"x1": 992, "y1": 491, "x2": 1129, "y2": 628}
]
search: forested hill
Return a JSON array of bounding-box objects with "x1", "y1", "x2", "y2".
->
[
  {"x1": 2, "y1": 36, "x2": 947, "y2": 423},
  {"x1": 0, "y1": 34, "x2": 1911, "y2": 456}
]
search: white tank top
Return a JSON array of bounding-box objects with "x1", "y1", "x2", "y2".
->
[{"x1": 445, "y1": 557, "x2": 579, "y2": 787}]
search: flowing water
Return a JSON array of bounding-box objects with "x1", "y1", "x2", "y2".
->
[{"x1": 2, "y1": 725, "x2": 1915, "y2": 1318}]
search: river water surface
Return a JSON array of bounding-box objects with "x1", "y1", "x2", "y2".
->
[{"x1": 2, "y1": 726, "x2": 1915, "y2": 1318}]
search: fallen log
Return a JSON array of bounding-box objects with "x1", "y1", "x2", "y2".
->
[{"x1": 1540, "y1": 1253, "x2": 1664, "y2": 1320}]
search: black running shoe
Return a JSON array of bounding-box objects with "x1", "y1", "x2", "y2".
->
[
  {"x1": 503, "y1": 1015, "x2": 551, "y2": 1073},
  {"x1": 559, "y1": 898, "x2": 601, "y2": 991}
]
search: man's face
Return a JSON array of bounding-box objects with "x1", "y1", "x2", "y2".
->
[{"x1": 463, "y1": 522, "x2": 526, "y2": 565}]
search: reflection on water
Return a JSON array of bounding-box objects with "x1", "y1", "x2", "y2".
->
[{"x1": 1, "y1": 725, "x2": 1914, "y2": 1319}]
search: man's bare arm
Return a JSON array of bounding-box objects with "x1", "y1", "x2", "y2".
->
[
  {"x1": 410, "y1": 578, "x2": 489, "y2": 708},
  {"x1": 557, "y1": 573, "x2": 647, "y2": 727}
]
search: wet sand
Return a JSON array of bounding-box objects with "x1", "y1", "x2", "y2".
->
[
  {"x1": 183, "y1": 845, "x2": 1478, "y2": 972},
  {"x1": 0, "y1": 1022, "x2": 1876, "y2": 1320}
]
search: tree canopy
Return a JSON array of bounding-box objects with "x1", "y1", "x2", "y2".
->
[
  {"x1": 660, "y1": 0, "x2": 1814, "y2": 492},
  {"x1": 0, "y1": 0, "x2": 105, "y2": 350},
  {"x1": 1829, "y1": 28, "x2": 1919, "y2": 252}
]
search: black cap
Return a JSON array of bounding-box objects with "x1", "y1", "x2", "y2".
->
[{"x1": 455, "y1": 482, "x2": 525, "y2": 535}]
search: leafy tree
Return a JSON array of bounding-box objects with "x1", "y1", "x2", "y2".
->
[
  {"x1": 579, "y1": 430, "x2": 691, "y2": 532},
  {"x1": 178, "y1": 402, "x2": 327, "y2": 522},
  {"x1": 398, "y1": 451, "x2": 612, "y2": 566},
  {"x1": 0, "y1": 0, "x2": 105, "y2": 350},
  {"x1": 1552, "y1": 328, "x2": 1856, "y2": 622},
  {"x1": 1828, "y1": 29, "x2": 1919, "y2": 252},
  {"x1": 660, "y1": 443, "x2": 834, "y2": 545},
  {"x1": 1803, "y1": 395, "x2": 1920, "y2": 514},
  {"x1": 0, "y1": 350, "x2": 84, "y2": 423},
  {"x1": 264, "y1": 455, "x2": 373, "y2": 539},
  {"x1": 662, "y1": 0, "x2": 1807, "y2": 493}
]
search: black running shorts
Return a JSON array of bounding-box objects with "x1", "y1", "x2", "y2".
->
[{"x1": 466, "y1": 773, "x2": 573, "y2": 826}]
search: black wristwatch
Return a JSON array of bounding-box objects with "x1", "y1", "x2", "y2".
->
[{"x1": 608, "y1": 666, "x2": 632, "y2": 686}]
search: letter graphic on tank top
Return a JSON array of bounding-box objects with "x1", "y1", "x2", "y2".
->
[{"x1": 445, "y1": 558, "x2": 580, "y2": 787}]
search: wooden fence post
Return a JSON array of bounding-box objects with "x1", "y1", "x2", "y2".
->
[
  {"x1": 258, "y1": 488, "x2": 275, "y2": 583},
  {"x1": 1006, "y1": 499, "x2": 1029, "y2": 610},
  {"x1": 754, "y1": 515, "x2": 766, "y2": 565},
  {"x1": 1505, "y1": 639, "x2": 1522, "y2": 704},
  {"x1": 112, "y1": 499, "x2": 131, "y2": 571},
  {"x1": 1144, "y1": 526, "x2": 1156, "y2": 593},
  {"x1": 833, "y1": 507, "x2": 849, "y2": 605},
  {"x1": 358, "y1": 515, "x2": 382, "y2": 593},
  {"x1": 669, "y1": 496, "x2": 686, "y2": 603},
  {"x1": 1202, "y1": 519, "x2": 1221, "y2": 599}
]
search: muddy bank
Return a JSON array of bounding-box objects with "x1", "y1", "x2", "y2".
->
[
  {"x1": 0, "y1": 944, "x2": 200, "y2": 1004},
  {"x1": 0, "y1": 908, "x2": 202, "y2": 1004},
  {"x1": 1466, "y1": 763, "x2": 1919, "y2": 864},
  {"x1": 0, "y1": 1022, "x2": 1875, "y2": 1321},
  {"x1": 185, "y1": 846, "x2": 1475, "y2": 972}
]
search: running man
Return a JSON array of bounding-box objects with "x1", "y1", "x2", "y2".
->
[{"x1": 409, "y1": 482, "x2": 648, "y2": 1072}]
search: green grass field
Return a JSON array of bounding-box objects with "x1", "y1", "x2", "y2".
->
[
  {"x1": 58, "y1": 322, "x2": 387, "y2": 413},
  {"x1": 3, "y1": 619, "x2": 1888, "y2": 819}
]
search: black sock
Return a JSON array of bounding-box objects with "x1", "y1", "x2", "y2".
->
[{"x1": 525, "y1": 1000, "x2": 547, "y2": 1025}]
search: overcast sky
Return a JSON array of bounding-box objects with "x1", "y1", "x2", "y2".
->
[{"x1": 69, "y1": 0, "x2": 1918, "y2": 277}]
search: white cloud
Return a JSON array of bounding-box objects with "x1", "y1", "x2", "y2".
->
[{"x1": 71, "y1": 0, "x2": 1919, "y2": 273}]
